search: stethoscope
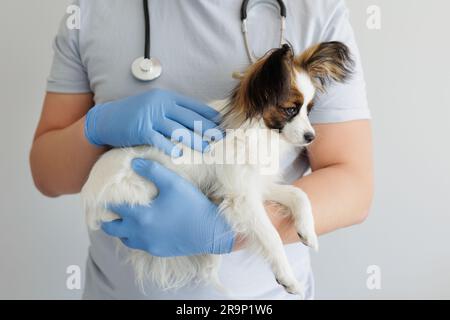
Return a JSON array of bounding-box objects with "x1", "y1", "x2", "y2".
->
[{"x1": 131, "y1": 0, "x2": 287, "y2": 82}]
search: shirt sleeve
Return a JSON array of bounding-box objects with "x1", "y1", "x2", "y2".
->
[
  {"x1": 46, "y1": 1, "x2": 91, "y2": 93},
  {"x1": 308, "y1": 1, "x2": 370, "y2": 124}
]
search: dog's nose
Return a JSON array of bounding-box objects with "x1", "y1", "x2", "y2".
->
[{"x1": 304, "y1": 132, "x2": 316, "y2": 143}]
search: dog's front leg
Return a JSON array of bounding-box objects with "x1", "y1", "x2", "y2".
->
[
  {"x1": 225, "y1": 195, "x2": 304, "y2": 296},
  {"x1": 265, "y1": 184, "x2": 318, "y2": 251}
]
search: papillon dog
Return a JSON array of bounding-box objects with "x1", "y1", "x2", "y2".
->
[{"x1": 81, "y1": 42, "x2": 353, "y2": 297}]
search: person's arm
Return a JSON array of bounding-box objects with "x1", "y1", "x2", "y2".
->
[
  {"x1": 30, "y1": 92, "x2": 107, "y2": 197},
  {"x1": 266, "y1": 120, "x2": 374, "y2": 245},
  {"x1": 30, "y1": 89, "x2": 222, "y2": 198}
]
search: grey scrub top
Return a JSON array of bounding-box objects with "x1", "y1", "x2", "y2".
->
[{"x1": 47, "y1": 0, "x2": 370, "y2": 299}]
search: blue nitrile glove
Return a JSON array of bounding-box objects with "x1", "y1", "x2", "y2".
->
[
  {"x1": 84, "y1": 89, "x2": 220, "y2": 155},
  {"x1": 101, "y1": 159, "x2": 235, "y2": 257}
]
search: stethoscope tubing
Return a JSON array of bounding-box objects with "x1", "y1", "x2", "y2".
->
[
  {"x1": 240, "y1": 0, "x2": 287, "y2": 20},
  {"x1": 143, "y1": 0, "x2": 151, "y2": 60},
  {"x1": 134, "y1": 0, "x2": 287, "y2": 81}
]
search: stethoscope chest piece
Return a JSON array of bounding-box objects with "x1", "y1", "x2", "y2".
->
[{"x1": 132, "y1": 56, "x2": 162, "y2": 81}]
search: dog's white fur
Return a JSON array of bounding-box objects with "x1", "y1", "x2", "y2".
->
[
  {"x1": 81, "y1": 73, "x2": 319, "y2": 298},
  {"x1": 81, "y1": 39, "x2": 356, "y2": 298}
]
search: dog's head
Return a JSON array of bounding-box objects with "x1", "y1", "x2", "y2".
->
[{"x1": 224, "y1": 41, "x2": 354, "y2": 147}]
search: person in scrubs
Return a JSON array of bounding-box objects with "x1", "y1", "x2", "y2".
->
[{"x1": 30, "y1": 0, "x2": 373, "y2": 299}]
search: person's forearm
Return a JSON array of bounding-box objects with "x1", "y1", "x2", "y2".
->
[
  {"x1": 266, "y1": 164, "x2": 374, "y2": 245},
  {"x1": 295, "y1": 163, "x2": 373, "y2": 235},
  {"x1": 30, "y1": 116, "x2": 108, "y2": 197}
]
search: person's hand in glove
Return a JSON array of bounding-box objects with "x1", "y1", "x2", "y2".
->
[
  {"x1": 101, "y1": 159, "x2": 235, "y2": 257},
  {"x1": 84, "y1": 88, "x2": 220, "y2": 156}
]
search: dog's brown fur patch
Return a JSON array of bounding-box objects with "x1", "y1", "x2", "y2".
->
[
  {"x1": 294, "y1": 41, "x2": 354, "y2": 92},
  {"x1": 222, "y1": 42, "x2": 353, "y2": 130}
]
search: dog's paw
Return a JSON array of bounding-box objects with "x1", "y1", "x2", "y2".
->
[
  {"x1": 297, "y1": 228, "x2": 319, "y2": 251},
  {"x1": 85, "y1": 207, "x2": 121, "y2": 231},
  {"x1": 295, "y1": 202, "x2": 319, "y2": 251},
  {"x1": 275, "y1": 277, "x2": 304, "y2": 297}
]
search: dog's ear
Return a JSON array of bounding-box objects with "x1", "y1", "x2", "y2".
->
[
  {"x1": 296, "y1": 41, "x2": 354, "y2": 91},
  {"x1": 224, "y1": 45, "x2": 294, "y2": 127},
  {"x1": 246, "y1": 44, "x2": 293, "y2": 115}
]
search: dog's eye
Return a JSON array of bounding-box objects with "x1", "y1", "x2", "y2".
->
[{"x1": 283, "y1": 106, "x2": 299, "y2": 117}]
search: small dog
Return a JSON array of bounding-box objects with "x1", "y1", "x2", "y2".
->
[{"x1": 81, "y1": 42, "x2": 353, "y2": 297}]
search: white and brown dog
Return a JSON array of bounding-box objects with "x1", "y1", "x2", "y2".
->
[{"x1": 81, "y1": 42, "x2": 353, "y2": 297}]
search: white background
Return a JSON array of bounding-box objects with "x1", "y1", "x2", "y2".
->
[{"x1": 0, "y1": 0, "x2": 449, "y2": 299}]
